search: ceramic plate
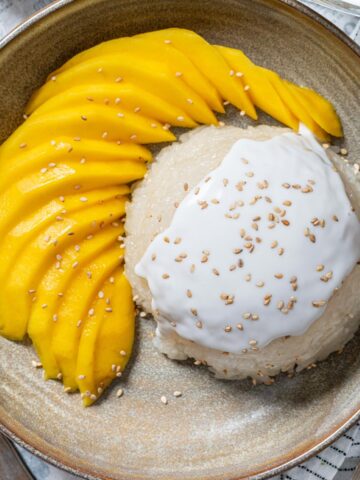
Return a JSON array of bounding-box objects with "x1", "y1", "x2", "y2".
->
[{"x1": 0, "y1": 1, "x2": 359, "y2": 479}]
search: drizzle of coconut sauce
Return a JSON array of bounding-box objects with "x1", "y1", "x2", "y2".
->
[{"x1": 135, "y1": 127, "x2": 360, "y2": 354}]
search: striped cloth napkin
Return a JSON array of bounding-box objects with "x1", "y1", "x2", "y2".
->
[{"x1": 0, "y1": 0, "x2": 359, "y2": 479}]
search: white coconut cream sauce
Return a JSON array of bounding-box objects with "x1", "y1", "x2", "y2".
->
[{"x1": 136, "y1": 128, "x2": 360, "y2": 354}]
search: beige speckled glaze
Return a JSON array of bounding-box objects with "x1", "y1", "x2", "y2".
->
[{"x1": 0, "y1": 1, "x2": 359, "y2": 479}]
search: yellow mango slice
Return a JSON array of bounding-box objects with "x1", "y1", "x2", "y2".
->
[
  {"x1": 285, "y1": 82, "x2": 343, "y2": 138},
  {"x1": 0, "y1": 105, "x2": 174, "y2": 160},
  {"x1": 28, "y1": 225, "x2": 122, "y2": 380},
  {"x1": 0, "y1": 138, "x2": 150, "y2": 189},
  {"x1": 52, "y1": 246, "x2": 122, "y2": 389},
  {"x1": 29, "y1": 84, "x2": 196, "y2": 128},
  {"x1": 260, "y1": 67, "x2": 330, "y2": 142},
  {"x1": 52, "y1": 37, "x2": 223, "y2": 113},
  {"x1": 0, "y1": 197, "x2": 126, "y2": 341},
  {"x1": 136, "y1": 28, "x2": 257, "y2": 119},
  {"x1": 0, "y1": 161, "x2": 142, "y2": 240},
  {"x1": 0, "y1": 187, "x2": 125, "y2": 326},
  {"x1": 26, "y1": 55, "x2": 217, "y2": 125},
  {"x1": 76, "y1": 269, "x2": 134, "y2": 406},
  {"x1": 216, "y1": 46, "x2": 298, "y2": 131}
]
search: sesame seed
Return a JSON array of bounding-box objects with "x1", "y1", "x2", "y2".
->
[
  {"x1": 245, "y1": 274, "x2": 251, "y2": 282},
  {"x1": 196, "y1": 320, "x2": 203, "y2": 329},
  {"x1": 187, "y1": 98, "x2": 193, "y2": 104},
  {"x1": 236, "y1": 323, "x2": 244, "y2": 330},
  {"x1": 162, "y1": 273, "x2": 170, "y2": 279},
  {"x1": 212, "y1": 268, "x2": 220, "y2": 276},
  {"x1": 271, "y1": 240, "x2": 278, "y2": 249},
  {"x1": 224, "y1": 325, "x2": 232, "y2": 332},
  {"x1": 173, "y1": 391, "x2": 182, "y2": 397},
  {"x1": 278, "y1": 247, "x2": 284, "y2": 256},
  {"x1": 249, "y1": 340, "x2": 257, "y2": 346},
  {"x1": 283, "y1": 200, "x2": 292, "y2": 207},
  {"x1": 164, "y1": 39, "x2": 172, "y2": 44},
  {"x1": 161, "y1": 396, "x2": 168, "y2": 404},
  {"x1": 244, "y1": 85, "x2": 250, "y2": 91},
  {"x1": 151, "y1": 253, "x2": 157, "y2": 261},
  {"x1": 116, "y1": 388, "x2": 124, "y2": 398},
  {"x1": 175, "y1": 71, "x2": 183, "y2": 77},
  {"x1": 340, "y1": 148, "x2": 348, "y2": 156},
  {"x1": 53, "y1": 314, "x2": 58, "y2": 322},
  {"x1": 115, "y1": 76, "x2": 123, "y2": 83},
  {"x1": 274, "y1": 273, "x2": 283, "y2": 279},
  {"x1": 332, "y1": 215, "x2": 339, "y2": 222},
  {"x1": 78, "y1": 374, "x2": 86, "y2": 380},
  {"x1": 316, "y1": 264, "x2": 324, "y2": 272},
  {"x1": 312, "y1": 300, "x2": 327, "y2": 308},
  {"x1": 76, "y1": 320, "x2": 82, "y2": 328},
  {"x1": 191, "y1": 308, "x2": 198, "y2": 316},
  {"x1": 277, "y1": 301, "x2": 284, "y2": 310},
  {"x1": 177, "y1": 116, "x2": 184, "y2": 122},
  {"x1": 281, "y1": 219, "x2": 290, "y2": 226},
  {"x1": 229, "y1": 69, "x2": 235, "y2": 76},
  {"x1": 242, "y1": 312, "x2": 251, "y2": 319},
  {"x1": 31, "y1": 360, "x2": 42, "y2": 368},
  {"x1": 256, "y1": 281, "x2": 264, "y2": 288},
  {"x1": 130, "y1": 134, "x2": 137, "y2": 141},
  {"x1": 186, "y1": 289, "x2": 192, "y2": 298},
  {"x1": 263, "y1": 294, "x2": 272, "y2": 306},
  {"x1": 246, "y1": 172, "x2": 254, "y2": 177}
]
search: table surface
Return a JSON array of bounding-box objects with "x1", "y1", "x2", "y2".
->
[{"x1": 0, "y1": 1, "x2": 359, "y2": 480}]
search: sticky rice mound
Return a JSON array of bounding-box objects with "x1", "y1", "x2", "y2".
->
[{"x1": 125, "y1": 126, "x2": 360, "y2": 383}]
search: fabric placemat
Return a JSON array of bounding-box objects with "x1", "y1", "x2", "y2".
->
[{"x1": 0, "y1": 1, "x2": 359, "y2": 479}]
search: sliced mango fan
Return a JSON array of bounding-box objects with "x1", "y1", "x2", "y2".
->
[{"x1": 0, "y1": 28, "x2": 342, "y2": 406}]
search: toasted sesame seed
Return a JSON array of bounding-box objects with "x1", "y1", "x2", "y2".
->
[
  {"x1": 309, "y1": 234, "x2": 316, "y2": 243},
  {"x1": 186, "y1": 289, "x2": 192, "y2": 298},
  {"x1": 278, "y1": 247, "x2": 284, "y2": 256},
  {"x1": 246, "y1": 171, "x2": 254, "y2": 178},
  {"x1": 31, "y1": 360, "x2": 42, "y2": 368},
  {"x1": 312, "y1": 300, "x2": 327, "y2": 308},
  {"x1": 224, "y1": 325, "x2": 232, "y2": 332},
  {"x1": 274, "y1": 273, "x2": 283, "y2": 279},
  {"x1": 236, "y1": 323, "x2": 244, "y2": 330},
  {"x1": 333, "y1": 215, "x2": 339, "y2": 222},
  {"x1": 191, "y1": 308, "x2": 198, "y2": 316},
  {"x1": 162, "y1": 273, "x2": 170, "y2": 279}
]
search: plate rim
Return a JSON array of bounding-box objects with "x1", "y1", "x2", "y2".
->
[{"x1": 0, "y1": 0, "x2": 359, "y2": 479}]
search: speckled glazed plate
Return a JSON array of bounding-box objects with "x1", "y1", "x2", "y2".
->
[{"x1": 0, "y1": 1, "x2": 360, "y2": 479}]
